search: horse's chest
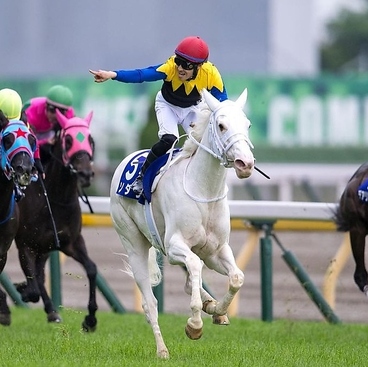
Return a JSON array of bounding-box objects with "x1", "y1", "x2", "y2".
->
[{"x1": 191, "y1": 225, "x2": 229, "y2": 255}]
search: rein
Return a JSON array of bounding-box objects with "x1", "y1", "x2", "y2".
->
[
  {"x1": 182, "y1": 157, "x2": 228, "y2": 203},
  {"x1": 78, "y1": 187, "x2": 94, "y2": 213}
]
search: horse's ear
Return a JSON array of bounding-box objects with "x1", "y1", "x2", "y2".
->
[
  {"x1": 201, "y1": 89, "x2": 221, "y2": 112},
  {"x1": 235, "y1": 88, "x2": 248, "y2": 110},
  {"x1": 84, "y1": 111, "x2": 93, "y2": 127},
  {"x1": 56, "y1": 109, "x2": 69, "y2": 129}
]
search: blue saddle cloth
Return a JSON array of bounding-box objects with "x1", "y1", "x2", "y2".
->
[
  {"x1": 116, "y1": 149, "x2": 180, "y2": 205},
  {"x1": 358, "y1": 179, "x2": 368, "y2": 203}
]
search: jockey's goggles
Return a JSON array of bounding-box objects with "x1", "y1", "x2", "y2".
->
[
  {"x1": 46, "y1": 103, "x2": 67, "y2": 115},
  {"x1": 174, "y1": 56, "x2": 196, "y2": 70}
]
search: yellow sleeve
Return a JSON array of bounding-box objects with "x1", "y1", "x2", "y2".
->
[{"x1": 157, "y1": 56, "x2": 177, "y2": 81}]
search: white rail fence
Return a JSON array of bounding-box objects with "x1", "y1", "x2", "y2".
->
[
  {"x1": 80, "y1": 196, "x2": 349, "y2": 320},
  {"x1": 226, "y1": 163, "x2": 356, "y2": 201}
]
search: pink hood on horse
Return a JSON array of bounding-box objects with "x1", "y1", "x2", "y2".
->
[{"x1": 56, "y1": 110, "x2": 94, "y2": 165}]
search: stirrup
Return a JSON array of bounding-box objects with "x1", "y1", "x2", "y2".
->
[{"x1": 132, "y1": 175, "x2": 143, "y2": 195}]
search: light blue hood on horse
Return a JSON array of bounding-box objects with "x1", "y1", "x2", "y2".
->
[{"x1": 0, "y1": 120, "x2": 36, "y2": 180}]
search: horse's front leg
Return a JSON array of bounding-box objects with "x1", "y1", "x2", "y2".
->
[
  {"x1": 168, "y1": 243, "x2": 204, "y2": 340},
  {"x1": 183, "y1": 270, "x2": 230, "y2": 325},
  {"x1": 350, "y1": 230, "x2": 368, "y2": 294},
  {"x1": 15, "y1": 246, "x2": 41, "y2": 303},
  {"x1": 64, "y1": 235, "x2": 98, "y2": 332},
  {"x1": 203, "y1": 243, "x2": 244, "y2": 318},
  {"x1": 35, "y1": 253, "x2": 62, "y2": 323},
  {"x1": 0, "y1": 252, "x2": 11, "y2": 325}
]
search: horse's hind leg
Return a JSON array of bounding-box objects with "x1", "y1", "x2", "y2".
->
[
  {"x1": 202, "y1": 244, "x2": 244, "y2": 318},
  {"x1": 350, "y1": 230, "x2": 368, "y2": 295},
  {"x1": 116, "y1": 227, "x2": 169, "y2": 359}
]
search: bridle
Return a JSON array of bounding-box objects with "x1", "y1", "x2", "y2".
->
[
  {"x1": 0, "y1": 120, "x2": 37, "y2": 183},
  {"x1": 184, "y1": 105, "x2": 254, "y2": 203},
  {"x1": 187, "y1": 105, "x2": 253, "y2": 168},
  {"x1": 59, "y1": 124, "x2": 94, "y2": 169}
]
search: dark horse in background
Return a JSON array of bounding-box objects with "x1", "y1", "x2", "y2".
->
[
  {"x1": 14, "y1": 110, "x2": 98, "y2": 331},
  {"x1": 0, "y1": 112, "x2": 38, "y2": 325},
  {"x1": 334, "y1": 162, "x2": 368, "y2": 297}
]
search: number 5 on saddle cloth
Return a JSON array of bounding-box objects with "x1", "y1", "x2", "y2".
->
[{"x1": 116, "y1": 149, "x2": 181, "y2": 205}]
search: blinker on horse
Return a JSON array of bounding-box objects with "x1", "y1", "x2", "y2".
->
[
  {"x1": 0, "y1": 112, "x2": 37, "y2": 326},
  {"x1": 110, "y1": 88, "x2": 255, "y2": 359},
  {"x1": 334, "y1": 162, "x2": 368, "y2": 297},
  {"x1": 14, "y1": 110, "x2": 98, "y2": 331}
]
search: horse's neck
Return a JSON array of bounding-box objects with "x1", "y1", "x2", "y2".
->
[
  {"x1": 45, "y1": 151, "x2": 78, "y2": 202},
  {"x1": 0, "y1": 173, "x2": 15, "y2": 218},
  {"x1": 185, "y1": 131, "x2": 227, "y2": 198}
]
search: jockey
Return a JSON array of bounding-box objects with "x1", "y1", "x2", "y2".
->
[
  {"x1": 0, "y1": 88, "x2": 44, "y2": 176},
  {"x1": 90, "y1": 35, "x2": 228, "y2": 195},
  {"x1": 22, "y1": 85, "x2": 75, "y2": 164}
]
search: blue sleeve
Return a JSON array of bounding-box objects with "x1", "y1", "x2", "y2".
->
[
  {"x1": 210, "y1": 86, "x2": 228, "y2": 102},
  {"x1": 113, "y1": 64, "x2": 167, "y2": 83}
]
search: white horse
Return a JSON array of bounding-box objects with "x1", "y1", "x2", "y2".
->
[{"x1": 110, "y1": 88, "x2": 255, "y2": 359}]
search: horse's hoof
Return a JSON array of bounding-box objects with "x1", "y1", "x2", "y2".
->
[
  {"x1": 363, "y1": 285, "x2": 368, "y2": 297},
  {"x1": 14, "y1": 281, "x2": 27, "y2": 293},
  {"x1": 157, "y1": 349, "x2": 170, "y2": 359},
  {"x1": 212, "y1": 314, "x2": 230, "y2": 325},
  {"x1": 0, "y1": 313, "x2": 11, "y2": 326},
  {"x1": 82, "y1": 316, "x2": 97, "y2": 332},
  {"x1": 47, "y1": 312, "x2": 62, "y2": 323},
  {"x1": 185, "y1": 324, "x2": 203, "y2": 340},
  {"x1": 21, "y1": 293, "x2": 40, "y2": 303}
]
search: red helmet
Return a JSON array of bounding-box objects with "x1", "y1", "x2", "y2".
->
[{"x1": 175, "y1": 36, "x2": 209, "y2": 63}]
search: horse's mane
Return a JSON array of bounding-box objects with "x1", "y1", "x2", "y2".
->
[{"x1": 180, "y1": 105, "x2": 211, "y2": 158}]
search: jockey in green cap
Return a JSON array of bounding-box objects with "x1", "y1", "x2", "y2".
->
[{"x1": 22, "y1": 85, "x2": 75, "y2": 164}]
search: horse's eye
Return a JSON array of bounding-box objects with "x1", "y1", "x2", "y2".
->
[
  {"x1": 65, "y1": 134, "x2": 73, "y2": 151},
  {"x1": 75, "y1": 152, "x2": 84, "y2": 160},
  {"x1": 28, "y1": 134, "x2": 37, "y2": 152},
  {"x1": 3, "y1": 133, "x2": 14, "y2": 151},
  {"x1": 219, "y1": 123, "x2": 225, "y2": 132}
]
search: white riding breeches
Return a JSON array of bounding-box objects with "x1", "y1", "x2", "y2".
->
[{"x1": 155, "y1": 91, "x2": 205, "y2": 139}]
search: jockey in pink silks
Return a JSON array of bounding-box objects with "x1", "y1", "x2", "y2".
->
[{"x1": 22, "y1": 85, "x2": 75, "y2": 165}]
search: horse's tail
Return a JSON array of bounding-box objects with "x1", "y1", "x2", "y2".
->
[
  {"x1": 332, "y1": 204, "x2": 350, "y2": 232},
  {"x1": 148, "y1": 247, "x2": 162, "y2": 287}
]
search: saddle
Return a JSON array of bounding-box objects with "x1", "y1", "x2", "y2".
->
[
  {"x1": 116, "y1": 148, "x2": 181, "y2": 205},
  {"x1": 358, "y1": 179, "x2": 368, "y2": 203}
]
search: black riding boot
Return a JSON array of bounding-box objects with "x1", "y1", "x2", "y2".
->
[
  {"x1": 131, "y1": 151, "x2": 158, "y2": 194},
  {"x1": 131, "y1": 134, "x2": 177, "y2": 195}
]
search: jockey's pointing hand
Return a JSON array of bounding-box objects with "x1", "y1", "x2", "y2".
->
[{"x1": 89, "y1": 69, "x2": 117, "y2": 83}]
